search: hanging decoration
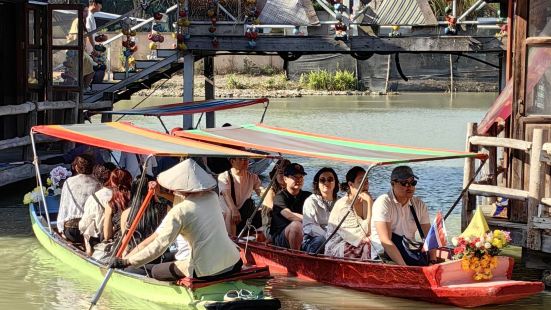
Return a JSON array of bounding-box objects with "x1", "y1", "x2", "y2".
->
[
  {"x1": 120, "y1": 17, "x2": 138, "y2": 72},
  {"x1": 332, "y1": 0, "x2": 348, "y2": 41},
  {"x1": 147, "y1": 11, "x2": 165, "y2": 59},
  {"x1": 207, "y1": 0, "x2": 219, "y2": 48},
  {"x1": 243, "y1": 0, "x2": 259, "y2": 49},
  {"x1": 175, "y1": 0, "x2": 190, "y2": 52},
  {"x1": 389, "y1": 25, "x2": 401, "y2": 37},
  {"x1": 444, "y1": 3, "x2": 457, "y2": 35},
  {"x1": 91, "y1": 31, "x2": 108, "y2": 72}
]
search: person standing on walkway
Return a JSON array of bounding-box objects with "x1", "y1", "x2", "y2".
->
[{"x1": 86, "y1": 0, "x2": 104, "y2": 82}]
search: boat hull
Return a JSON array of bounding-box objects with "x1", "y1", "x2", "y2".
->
[
  {"x1": 29, "y1": 205, "x2": 271, "y2": 307},
  {"x1": 239, "y1": 241, "x2": 544, "y2": 308}
]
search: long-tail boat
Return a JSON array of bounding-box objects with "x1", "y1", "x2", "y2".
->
[
  {"x1": 175, "y1": 123, "x2": 545, "y2": 308},
  {"x1": 29, "y1": 122, "x2": 280, "y2": 309}
]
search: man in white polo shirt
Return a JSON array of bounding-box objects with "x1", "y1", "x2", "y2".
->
[{"x1": 370, "y1": 166, "x2": 431, "y2": 265}]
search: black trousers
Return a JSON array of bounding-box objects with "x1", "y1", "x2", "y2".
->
[{"x1": 149, "y1": 259, "x2": 243, "y2": 282}]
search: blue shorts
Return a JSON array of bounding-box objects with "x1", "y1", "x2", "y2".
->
[{"x1": 273, "y1": 229, "x2": 290, "y2": 248}]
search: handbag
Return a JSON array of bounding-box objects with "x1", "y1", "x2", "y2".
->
[
  {"x1": 390, "y1": 204, "x2": 429, "y2": 266},
  {"x1": 91, "y1": 239, "x2": 116, "y2": 264},
  {"x1": 227, "y1": 171, "x2": 262, "y2": 232}
]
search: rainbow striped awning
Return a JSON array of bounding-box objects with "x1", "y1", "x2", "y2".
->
[
  {"x1": 32, "y1": 122, "x2": 264, "y2": 157},
  {"x1": 175, "y1": 123, "x2": 483, "y2": 165},
  {"x1": 95, "y1": 98, "x2": 268, "y2": 117}
]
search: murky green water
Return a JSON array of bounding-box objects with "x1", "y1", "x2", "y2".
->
[{"x1": 1, "y1": 93, "x2": 549, "y2": 309}]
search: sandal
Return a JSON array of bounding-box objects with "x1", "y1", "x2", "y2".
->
[
  {"x1": 238, "y1": 289, "x2": 255, "y2": 300},
  {"x1": 223, "y1": 290, "x2": 241, "y2": 302}
]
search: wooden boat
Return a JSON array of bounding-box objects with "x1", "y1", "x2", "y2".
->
[
  {"x1": 238, "y1": 241, "x2": 543, "y2": 308},
  {"x1": 28, "y1": 122, "x2": 280, "y2": 309},
  {"x1": 175, "y1": 123, "x2": 545, "y2": 307}
]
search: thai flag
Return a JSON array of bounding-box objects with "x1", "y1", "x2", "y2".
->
[{"x1": 423, "y1": 211, "x2": 447, "y2": 252}]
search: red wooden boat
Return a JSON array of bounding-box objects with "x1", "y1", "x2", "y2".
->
[{"x1": 238, "y1": 241, "x2": 544, "y2": 308}]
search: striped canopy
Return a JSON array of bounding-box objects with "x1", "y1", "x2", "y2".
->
[
  {"x1": 95, "y1": 98, "x2": 268, "y2": 116},
  {"x1": 175, "y1": 123, "x2": 483, "y2": 165},
  {"x1": 32, "y1": 122, "x2": 264, "y2": 157}
]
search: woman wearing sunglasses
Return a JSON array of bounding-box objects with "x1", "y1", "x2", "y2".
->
[
  {"x1": 301, "y1": 167, "x2": 340, "y2": 254},
  {"x1": 370, "y1": 165, "x2": 431, "y2": 265},
  {"x1": 325, "y1": 166, "x2": 373, "y2": 259}
]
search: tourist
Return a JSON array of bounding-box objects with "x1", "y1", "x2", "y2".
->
[
  {"x1": 112, "y1": 159, "x2": 242, "y2": 281},
  {"x1": 262, "y1": 159, "x2": 291, "y2": 210},
  {"x1": 370, "y1": 166, "x2": 430, "y2": 266},
  {"x1": 219, "y1": 157, "x2": 263, "y2": 236},
  {"x1": 325, "y1": 166, "x2": 372, "y2": 259},
  {"x1": 270, "y1": 163, "x2": 311, "y2": 250},
  {"x1": 79, "y1": 162, "x2": 116, "y2": 255},
  {"x1": 119, "y1": 152, "x2": 158, "y2": 180},
  {"x1": 302, "y1": 167, "x2": 339, "y2": 254},
  {"x1": 86, "y1": 0, "x2": 104, "y2": 82},
  {"x1": 100, "y1": 169, "x2": 133, "y2": 243},
  {"x1": 66, "y1": 7, "x2": 97, "y2": 89},
  {"x1": 57, "y1": 154, "x2": 101, "y2": 243}
]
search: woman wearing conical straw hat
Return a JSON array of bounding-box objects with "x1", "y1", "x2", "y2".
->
[{"x1": 114, "y1": 159, "x2": 242, "y2": 281}]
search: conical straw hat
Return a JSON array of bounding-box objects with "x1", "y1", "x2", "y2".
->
[{"x1": 157, "y1": 158, "x2": 216, "y2": 193}]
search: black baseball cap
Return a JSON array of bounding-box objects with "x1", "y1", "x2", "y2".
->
[
  {"x1": 390, "y1": 166, "x2": 418, "y2": 181},
  {"x1": 284, "y1": 163, "x2": 307, "y2": 176}
]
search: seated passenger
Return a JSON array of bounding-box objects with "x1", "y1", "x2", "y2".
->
[
  {"x1": 114, "y1": 159, "x2": 242, "y2": 281},
  {"x1": 262, "y1": 159, "x2": 291, "y2": 210},
  {"x1": 57, "y1": 154, "x2": 101, "y2": 243},
  {"x1": 79, "y1": 162, "x2": 116, "y2": 255},
  {"x1": 325, "y1": 166, "x2": 372, "y2": 259},
  {"x1": 271, "y1": 163, "x2": 311, "y2": 250},
  {"x1": 301, "y1": 167, "x2": 340, "y2": 254},
  {"x1": 219, "y1": 157, "x2": 263, "y2": 236},
  {"x1": 370, "y1": 166, "x2": 430, "y2": 266},
  {"x1": 119, "y1": 152, "x2": 158, "y2": 180},
  {"x1": 102, "y1": 169, "x2": 133, "y2": 242}
]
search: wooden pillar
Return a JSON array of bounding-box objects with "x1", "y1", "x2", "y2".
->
[
  {"x1": 462, "y1": 122, "x2": 477, "y2": 230},
  {"x1": 204, "y1": 56, "x2": 215, "y2": 128},
  {"x1": 182, "y1": 53, "x2": 194, "y2": 129},
  {"x1": 526, "y1": 129, "x2": 546, "y2": 250},
  {"x1": 384, "y1": 54, "x2": 391, "y2": 93},
  {"x1": 449, "y1": 54, "x2": 454, "y2": 93}
]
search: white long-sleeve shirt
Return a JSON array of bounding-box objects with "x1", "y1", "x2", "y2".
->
[
  {"x1": 79, "y1": 187, "x2": 112, "y2": 239},
  {"x1": 57, "y1": 174, "x2": 101, "y2": 232},
  {"x1": 302, "y1": 194, "x2": 335, "y2": 239}
]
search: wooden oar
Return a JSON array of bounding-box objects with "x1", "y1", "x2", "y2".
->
[{"x1": 89, "y1": 188, "x2": 155, "y2": 309}]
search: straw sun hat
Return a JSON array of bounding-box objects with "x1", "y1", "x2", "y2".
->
[{"x1": 157, "y1": 159, "x2": 216, "y2": 193}]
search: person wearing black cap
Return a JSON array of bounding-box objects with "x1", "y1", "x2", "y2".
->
[
  {"x1": 370, "y1": 165, "x2": 431, "y2": 265},
  {"x1": 270, "y1": 163, "x2": 312, "y2": 250}
]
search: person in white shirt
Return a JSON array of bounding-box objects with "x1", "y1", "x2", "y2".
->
[
  {"x1": 301, "y1": 167, "x2": 340, "y2": 254},
  {"x1": 57, "y1": 154, "x2": 101, "y2": 242},
  {"x1": 218, "y1": 157, "x2": 262, "y2": 236},
  {"x1": 370, "y1": 166, "x2": 431, "y2": 265},
  {"x1": 114, "y1": 159, "x2": 242, "y2": 281},
  {"x1": 119, "y1": 152, "x2": 158, "y2": 180},
  {"x1": 86, "y1": 0, "x2": 104, "y2": 82}
]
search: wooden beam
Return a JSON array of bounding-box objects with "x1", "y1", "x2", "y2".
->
[
  {"x1": 0, "y1": 163, "x2": 61, "y2": 188},
  {"x1": 542, "y1": 198, "x2": 551, "y2": 206},
  {"x1": 543, "y1": 143, "x2": 551, "y2": 155},
  {"x1": 468, "y1": 184, "x2": 529, "y2": 201},
  {"x1": 487, "y1": 218, "x2": 527, "y2": 247},
  {"x1": 469, "y1": 136, "x2": 532, "y2": 151},
  {"x1": 187, "y1": 36, "x2": 505, "y2": 53},
  {"x1": 527, "y1": 129, "x2": 545, "y2": 250},
  {"x1": 462, "y1": 123, "x2": 477, "y2": 230},
  {"x1": 0, "y1": 136, "x2": 30, "y2": 150},
  {"x1": 82, "y1": 100, "x2": 113, "y2": 110},
  {"x1": 0, "y1": 103, "x2": 35, "y2": 117},
  {"x1": 36, "y1": 101, "x2": 77, "y2": 111},
  {"x1": 525, "y1": 37, "x2": 551, "y2": 45},
  {"x1": 533, "y1": 217, "x2": 551, "y2": 230}
]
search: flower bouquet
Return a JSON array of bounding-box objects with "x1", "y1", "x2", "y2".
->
[
  {"x1": 46, "y1": 166, "x2": 72, "y2": 196},
  {"x1": 451, "y1": 230, "x2": 512, "y2": 281},
  {"x1": 23, "y1": 186, "x2": 48, "y2": 205}
]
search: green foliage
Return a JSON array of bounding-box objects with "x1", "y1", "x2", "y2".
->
[
  {"x1": 299, "y1": 69, "x2": 357, "y2": 91},
  {"x1": 429, "y1": 0, "x2": 499, "y2": 19},
  {"x1": 226, "y1": 74, "x2": 246, "y2": 89},
  {"x1": 264, "y1": 74, "x2": 288, "y2": 90}
]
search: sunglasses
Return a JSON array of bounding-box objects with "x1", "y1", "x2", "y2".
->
[
  {"x1": 288, "y1": 174, "x2": 304, "y2": 180},
  {"x1": 319, "y1": 177, "x2": 335, "y2": 183},
  {"x1": 394, "y1": 180, "x2": 417, "y2": 187}
]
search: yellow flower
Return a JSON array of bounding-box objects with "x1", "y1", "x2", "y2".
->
[
  {"x1": 461, "y1": 258, "x2": 470, "y2": 271},
  {"x1": 46, "y1": 178, "x2": 52, "y2": 186},
  {"x1": 493, "y1": 239, "x2": 503, "y2": 249},
  {"x1": 23, "y1": 193, "x2": 32, "y2": 205}
]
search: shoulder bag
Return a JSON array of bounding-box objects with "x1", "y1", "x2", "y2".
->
[{"x1": 390, "y1": 204, "x2": 429, "y2": 266}]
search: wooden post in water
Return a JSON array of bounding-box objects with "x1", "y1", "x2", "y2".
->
[
  {"x1": 384, "y1": 54, "x2": 391, "y2": 93},
  {"x1": 462, "y1": 122, "x2": 477, "y2": 230},
  {"x1": 204, "y1": 56, "x2": 215, "y2": 128},
  {"x1": 526, "y1": 128, "x2": 546, "y2": 250},
  {"x1": 449, "y1": 54, "x2": 454, "y2": 93},
  {"x1": 183, "y1": 53, "x2": 194, "y2": 129}
]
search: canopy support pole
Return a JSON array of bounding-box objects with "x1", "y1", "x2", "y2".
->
[
  {"x1": 260, "y1": 101, "x2": 270, "y2": 124},
  {"x1": 194, "y1": 113, "x2": 204, "y2": 129},
  {"x1": 157, "y1": 116, "x2": 169, "y2": 134},
  {"x1": 204, "y1": 56, "x2": 216, "y2": 128},
  {"x1": 237, "y1": 155, "x2": 283, "y2": 239},
  {"x1": 444, "y1": 158, "x2": 487, "y2": 220},
  {"x1": 315, "y1": 164, "x2": 376, "y2": 255},
  {"x1": 183, "y1": 53, "x2": 194, "y2": 130},
  {"x1": 30, "y1": 130, "x2": 52, "y2": 234}
]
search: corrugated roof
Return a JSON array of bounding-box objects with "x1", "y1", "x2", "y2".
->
[{"x1": 368, "y1": 0, "x2": 437, "y2": 25}]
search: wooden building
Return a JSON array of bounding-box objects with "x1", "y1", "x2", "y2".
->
[
  {"x1": 463, "y1": 0, "x2": 551, "y2": 271},
  {"x1": 0, "y1": 0, "x2": 84, "y2": 187}
]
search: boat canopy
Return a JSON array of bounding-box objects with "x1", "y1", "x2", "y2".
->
[
  {"x1": 31, "y1": 122, "x2": 264, "y2": 157},
  {"x1": 175, "y1": 123, "x2": 484, "y2": 166},
  {"x1": 94, "y1": 98, "x2": 268, "y2": 117}
]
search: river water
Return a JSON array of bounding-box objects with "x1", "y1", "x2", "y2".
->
[{"x1": 1, "y1": 93, "x2": 549, "y2": 309}]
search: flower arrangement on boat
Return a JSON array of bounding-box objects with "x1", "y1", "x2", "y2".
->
[
  {"x1": 451, "y1": 230, "x2": 512, "y2": 281},
  {"x1": 46, "y1": 166, "x2": 72, "y2": 195},
  {"x1": 23, "y1": 186, "x2": 48, "y2": 205}
]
